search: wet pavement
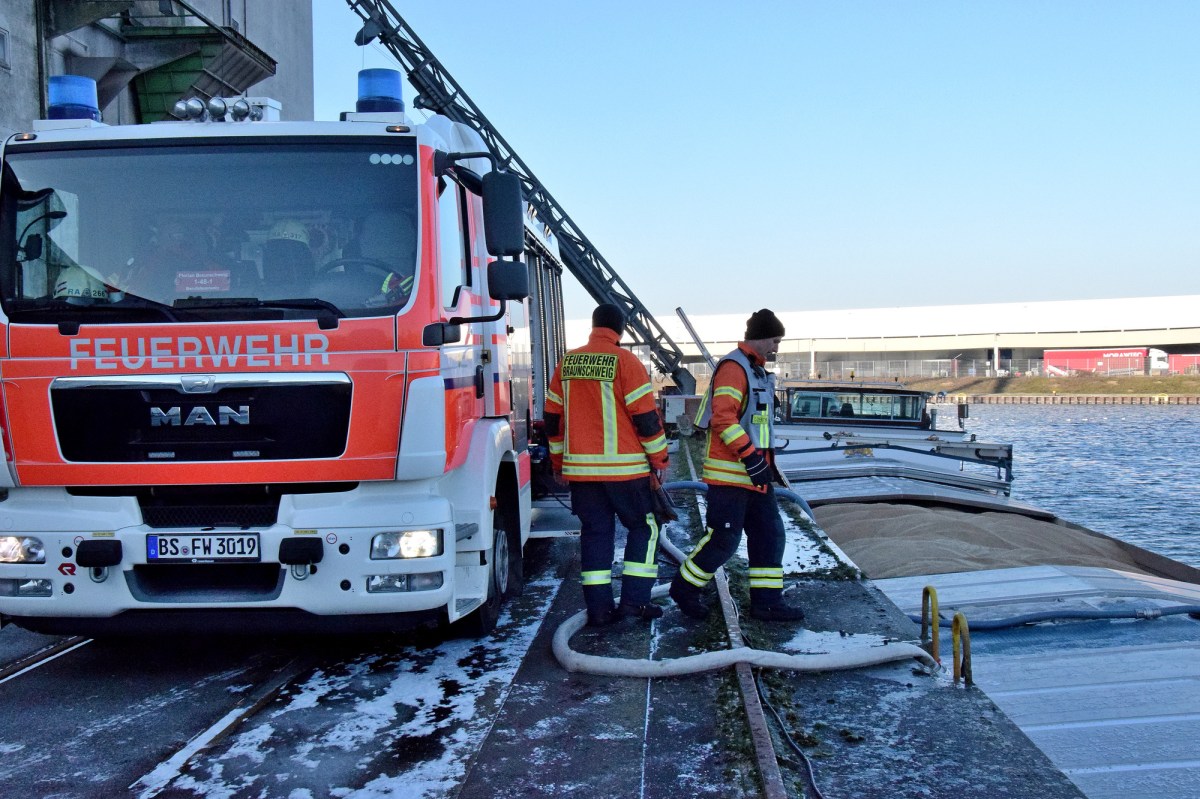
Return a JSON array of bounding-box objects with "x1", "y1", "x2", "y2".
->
[{"x1": 459, "y1": 539, "x2": 756, "y2": 799}]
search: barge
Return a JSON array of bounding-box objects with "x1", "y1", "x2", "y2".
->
[{"x1": 773, "y1": 381, "x2": 1200, "y2": 798}]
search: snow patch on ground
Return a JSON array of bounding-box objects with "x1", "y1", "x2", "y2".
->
[
  {"x1": 780, "y1": 509, "x2": 846, "y2": 575},
  {"x1": 779, "y1": 628, "x2": 895, "y2": 655},
  {"x1": 222, "y1": 722, "x2": 275, "y2": 766},
  {"x1": 162, "y1": 575, "x2": 561, "y2": 798}
]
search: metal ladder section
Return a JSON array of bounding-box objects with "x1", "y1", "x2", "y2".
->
[{"x1": 344, "y1": 0, "x2": 697, "y2": 395}]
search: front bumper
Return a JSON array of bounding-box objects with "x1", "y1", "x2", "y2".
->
[{"x1": 0, "y1": 484, "x2": 460, "y2": 626}]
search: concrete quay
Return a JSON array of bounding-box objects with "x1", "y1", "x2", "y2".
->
[{"x1": 461, "y1": 525, "x2": 1087, "y2": 798}]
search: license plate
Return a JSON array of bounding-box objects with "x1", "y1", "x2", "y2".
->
[{"x1": 146, "y1": 533, "x2": 260, "y2": 563}]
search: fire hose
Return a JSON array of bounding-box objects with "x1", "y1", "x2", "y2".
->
[{"x1": 552, "y1": 481, "x2": 935, "y2": 677}]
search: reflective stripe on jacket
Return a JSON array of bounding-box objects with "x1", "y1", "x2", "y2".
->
[
  {"x1": 696, "y1": 344, "x2": 775, "y2": 490},
  {"x1": 544, "y1": 327, "x2": 668, "y2": 482}
]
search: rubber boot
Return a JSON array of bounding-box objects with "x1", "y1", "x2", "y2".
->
[
  {"x1": 586, "y1": 607, "x2": 620, "y2": 627},
  {"x1": 583, "y1": 584, "x2": 618, "y2": 627},
  {"x1": 617, "y1": 601, "x2": 664, "y2": 621},
  {"x1": 669, "y1": 576, "x2": 710, "y2": 620}
]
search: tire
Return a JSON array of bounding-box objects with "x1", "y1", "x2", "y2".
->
[
  {"x1": 458, "y1": 509, "x2": 521, "y2": 636},
  {"x1": 503, "y1": 509, "x2": 524, "y2": 599}
]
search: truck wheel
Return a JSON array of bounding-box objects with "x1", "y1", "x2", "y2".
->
[
  {"x1": 503, "y1": 508, "x2": 524, "y2": 599},
  {"x1": 458, "y1": 510, "x2": 515, "y2": 636}
]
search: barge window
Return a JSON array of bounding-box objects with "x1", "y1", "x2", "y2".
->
[
  {"x1": 895, "y1": 395, "x2": 923, "y2": 421},
  {"x1": 787, "y1": 390, "x2": 926, "y2": 422},
  {"x1": 790, "y1": 393, "x2": 822, "y2": 418},
  {"x1": 859, "y1": 394, "x2": 894, "y2": 418},
  {"x1": 826, "y1": 395, "x2": 862, "y2": 417}
]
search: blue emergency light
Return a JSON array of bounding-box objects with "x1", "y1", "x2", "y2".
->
[
  {"x1": 356, "y1": 68, "x2": 405, "y2": 113},
  {"x1": 47, "y1": 75, "x2": 101, "y2": 121}
]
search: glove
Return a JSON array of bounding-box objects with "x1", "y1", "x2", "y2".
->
[
  {"x1": 741, "y1": 450, "x2": 772, "y2": 486},
  {"x1": 650, "y1": 478, "x2": 679, "y2": 523}
]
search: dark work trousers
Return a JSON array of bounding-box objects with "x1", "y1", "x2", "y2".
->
[
  {"x1": 570, "y1": 478, "x2": 660, "y2": 614},
  {"x1": 681, "y1": 483, "x2": 786, "y2": 607}
]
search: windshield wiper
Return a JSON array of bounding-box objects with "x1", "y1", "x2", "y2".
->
[
  {"x1": 7, "y1": 296, "x2": 345, "y2": 331},
  {"x1": 6, "y1": 295, "x2": 180, "y2": 330},
  {"x1": 119, "y1": 293, "x2": 180, "y2": 320},
  {"x1": 173, "y1": 297, "x2": 344, "y2": 328}
]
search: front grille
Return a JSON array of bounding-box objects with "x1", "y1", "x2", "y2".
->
[
  {"x1": 51, "y1": 375, "x2": 352, "y2": 462},
  {"x1": 137, "y1": 484, "x2": 283, "y2": 528},
  {"x1": 127, "y1": 563, "x2": 284, "y2": 602},
  {"x1": 143, "y1": 503, "x2": 278, "y2": 529}
]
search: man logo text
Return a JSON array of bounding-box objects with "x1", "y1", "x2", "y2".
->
[{"x1": 151, "y1": 406, "x2": 250, "y2": 426}]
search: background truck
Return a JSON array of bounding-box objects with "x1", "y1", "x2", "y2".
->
[
  {"x1": 1043, "y1": 348, "x2": 1168, "y2": 376},
  {"x1": 0, "y1": 72, "x2": 566, "y2": 635}
]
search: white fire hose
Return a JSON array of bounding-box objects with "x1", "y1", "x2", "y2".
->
[{"x1": 552, "y1": 519, "x2": 935, "y2": 678}]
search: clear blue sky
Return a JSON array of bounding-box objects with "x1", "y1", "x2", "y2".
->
[{"x1": 312, "y1": 1, "x2": 1199, "y2": 320}]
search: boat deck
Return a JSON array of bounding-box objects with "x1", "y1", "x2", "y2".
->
[
  {"x1": 781, "y1": 473, "x2": 1038, "y2": 511},
  {"x1": 875, "y1": 566, "x2": 1200, "y2": 799}
]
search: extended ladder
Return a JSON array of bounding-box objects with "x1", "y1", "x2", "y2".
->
[{"x1": 345, "y1": 0, "x2": 696, "y2": 394}]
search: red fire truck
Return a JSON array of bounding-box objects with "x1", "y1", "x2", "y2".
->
[{"x1": 0, "y1": 72, "x2": 567, "y2": 634}]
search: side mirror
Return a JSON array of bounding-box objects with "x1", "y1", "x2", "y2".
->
[
  {"x1": 482, "y1": 170, "x2": 524, "y2": 257},
  {"x1": 487, "y1": 258, "x2": 529, "y2": 301},
  {"x1": 422, "y1": 322, "x2": 462, "y2": 346}
]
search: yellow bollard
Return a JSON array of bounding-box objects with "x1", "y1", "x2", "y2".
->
[
  {"x1": 921, "y1": 586, "x2": 940, "y2": 663},
  {"x1": 952, "y1": 612, "x2": 973, "y2": 685}
]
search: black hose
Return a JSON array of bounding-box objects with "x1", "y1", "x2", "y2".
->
[
  {"x1": 909, "y1": 604, "x2": 1200, "y2": 631},
  {"x1": 753, "y1": 668, "x2": 828, "y2": 799},
  {"x1": 662, "y1": 480, "x2": 816, "y2": 518}
]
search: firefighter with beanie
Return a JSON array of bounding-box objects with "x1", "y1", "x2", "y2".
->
[
  {"x1": 544, "y1": 303, "x2": 670, "y2": 626},
  {"x1": 669, "y1": 309, "x2": 806, "y2": 622}
]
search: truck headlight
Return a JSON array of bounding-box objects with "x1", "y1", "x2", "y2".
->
[
  {"x1": 0, "y1": 536, "x2": 45, "y2": 564},
  {"x1": 370, "y1": 529, "x2": 443, "y2": 559}
]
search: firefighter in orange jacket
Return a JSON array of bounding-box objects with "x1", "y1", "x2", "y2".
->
[
  {"x1": 669, "y1": 309, "x2": 805, "y2": 622},
  {"x1": 544, "y1": 304, "x2": 670, "y2": 626}
]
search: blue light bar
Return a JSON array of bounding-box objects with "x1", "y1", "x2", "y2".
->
[
  {"x1": 47, "y1": 75, "x2": 101, "y2": 121},
  {"x1": 356, "y1": 68, "x2": 405, "y2": 113}
]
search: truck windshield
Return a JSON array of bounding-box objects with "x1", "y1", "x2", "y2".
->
[{"x1": 0, "y1": 138, "x2": 419, "y2": 323}]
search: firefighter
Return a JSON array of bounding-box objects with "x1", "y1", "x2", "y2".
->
[
  {"x1": 669, "y1": 308, "x2": 806, "y2": 622},
  {"x1": 262, "y1": 218, "x2": 315, "y2": 287},
  {"x1": 544, "y1": 303, "x2": 670, "y2": 626},
  {"x1": 53, "y1": 262, "x2": 114, "y2": 302},
  {"x1": 124, "y1": 217, "x2": 228, "y2": 298}
]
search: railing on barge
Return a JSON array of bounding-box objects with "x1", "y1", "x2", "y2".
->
[{"x1": 931, "y1": 394, "x2": 1200, "y2": 405}]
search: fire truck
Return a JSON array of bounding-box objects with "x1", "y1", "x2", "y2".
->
[{"x1": 0, "y1": 72, "x2": 557, "y2": 634}]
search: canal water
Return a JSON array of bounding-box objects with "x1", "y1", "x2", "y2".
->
[{"x1": 962, "y1": 404, "x2": 1200, "y2": 569}]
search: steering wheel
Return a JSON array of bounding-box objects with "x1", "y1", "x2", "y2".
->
[
  {"x1": 316, "y1": 256, "x2": 395, "y2": 278},
  {"x1": 312, "y1": 256, "x2": 411, "y2": 308}
]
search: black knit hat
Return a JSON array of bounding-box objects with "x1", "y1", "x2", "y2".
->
[
  {"x1": 745, "y1": 308, "x2": 785, "y2": 340},
  {"x1": 592, "y1": 303, "x2": 626, "y2": 334}
]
